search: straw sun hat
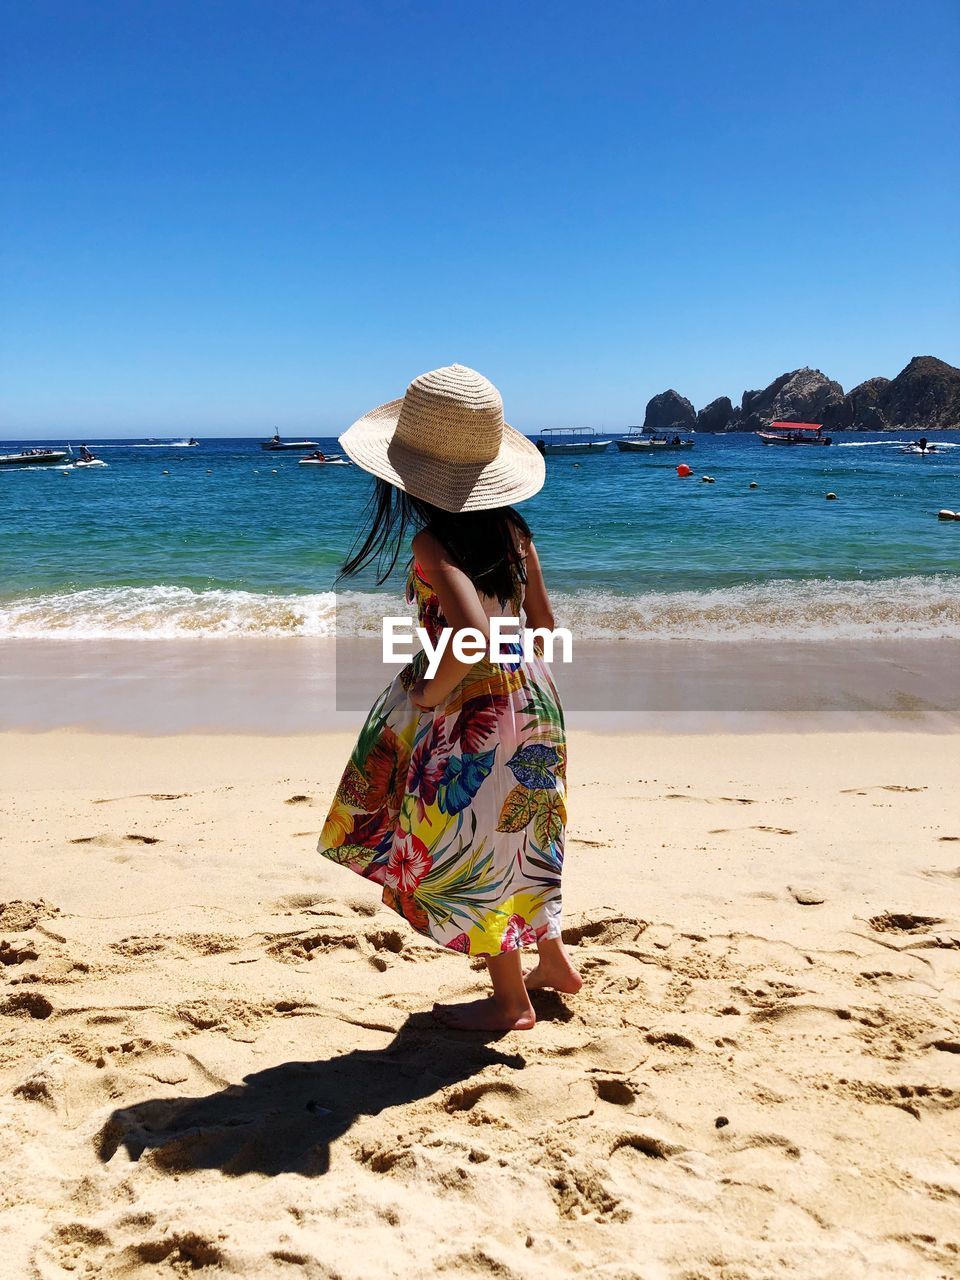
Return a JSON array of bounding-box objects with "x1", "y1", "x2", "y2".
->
[{"x1": 338, "y1": 364, "x2": 545, "y2": 513}]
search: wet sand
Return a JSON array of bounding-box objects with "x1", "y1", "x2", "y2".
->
[{"x1": 2, "y1": 635, "x2": 958, "y2": 733}]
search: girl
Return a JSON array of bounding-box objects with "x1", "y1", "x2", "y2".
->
[{"x1": 318, "y1": 364, "x2": 580, "y2": 1031}]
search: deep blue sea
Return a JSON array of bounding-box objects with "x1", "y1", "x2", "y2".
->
[{"x1": 1, "y1": 432, "x2": 958, "y2": 640}]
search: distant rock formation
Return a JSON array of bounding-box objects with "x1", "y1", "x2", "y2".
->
[
  {"x1": 879, "y1": 356, "x2": 960, "y2": 430},
  {"x1": 823, "y1": 377, "x2": 890, "y2": 430},
  {"x1": 739, "y1": 367, "x2": 844, "y2": 434},
  {"x1": 644, "y1": 389, "x2": 696, "y2": 432},
  {"x1": 696, "y1": 396, "x2": 735, "y2": 433},
  {"x1": 661, "y1": 355, "x2": 958, "y2": 435}
]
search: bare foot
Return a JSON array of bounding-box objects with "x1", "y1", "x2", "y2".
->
[
  {"x1": 432, "y1": 996, "x2": 536, "y2": 1031},
  {"x1": 524, "y1": 955, "x2": 583, "y2": 994}
]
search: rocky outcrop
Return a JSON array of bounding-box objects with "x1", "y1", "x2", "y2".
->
[
  {"x1": 823, "y1": 377, "x2": 890, "y2": 430},
  {"x1": 641, "y1": 355, "x2": 958, "y2": 435},
  {"x1": 696, "y1": 396, "x2": 735, "y2": 433},
  {"x1": 739, "y1": 367, "x2": 844, "y2": 433},
  {"x1": 878, "y1": 356, "x2": 960, "y2": 430},
  {"x1": 643, "y1": 389, "x2": 696, "y2": 432}
]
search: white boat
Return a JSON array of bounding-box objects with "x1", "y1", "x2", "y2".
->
[
  {"x1": 298, "y1": 454, "x2": 350, "y2": 467},
  {"x1": 536, "y1": 427, "x2": 611, "y2": 456},
  {"x1": 616, "y1": 425, "x2": 694, "y2": 452},
  {"x1": 260, "y1": 434, "x2": 320, "y2": 451},
  {"x1": 0, "y1": 449, "x2": 69, "y2": 468}
]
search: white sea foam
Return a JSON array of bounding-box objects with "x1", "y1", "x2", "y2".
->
[
  {"x1": 0, "y1": 587, "x2": 337, "y2": 640},
  {"x1": 65, "y1": 441, "x2": 199, "y2": 450},
  {"x1": 556, "y1": 577, "x2": 960, "y2": 641},
  {"x1": 1, "y1": 578, "x2": 958, "y2": 642},
  {"x1": 835, "y1": 439, "x2": 959, "y2": 448}
]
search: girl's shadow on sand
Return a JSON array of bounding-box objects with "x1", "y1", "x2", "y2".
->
[{"x1": 97, "y1": 1011, "x2": 533, "y2": 1177}]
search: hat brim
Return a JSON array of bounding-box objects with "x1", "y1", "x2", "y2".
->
[{"x1": 339, "y1": 397, "x2": 546, "y2": 512}]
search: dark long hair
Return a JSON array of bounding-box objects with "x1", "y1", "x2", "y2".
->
[{"x1": 339, "y1": 479, "x2": 530, "y2": 605}]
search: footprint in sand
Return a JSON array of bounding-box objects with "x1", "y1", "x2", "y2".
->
[
  {"x1": 826, "y1": 1076, "x2": 956, "y2": 1118},
  {"x1": 645, "y1": 1030, "x2": 696, "y2": 1051},
  {"x1": 921, "y1": 865, "x2": 960, "y2": 883},
  {"x1": 0, "y1": 991, "x2": 54, "y2": 1019},
  {"x1": 841, "y1": 785, "x2": 928, "y2": 795},
  {"x1": 561, "y1": 911, "x2": 647, "y2": 947},
  {"x1": 610, "y1": 1132, "x2": 685, "y2": 1159},
  {"x1": 273, "y1": 892, "x2": 330, "y2": 910},
  {"x1": 111, "y1": 936, "x2": 168, "y2": 957},
  {"x1": 177, "y1": 933, "x2": 242, "y2": 956},
  {"x1": 70, "y1": 833, "x2": 161, "y2": 847},
  {"x1": 709, "y1": 825, "x2": 796, "y2": 836},
  {"x1": 725, "y1": 1132, "x2": 802, "y2": 1160},
  {"x1": 868, "y1": 912, "x2": 945, "y2": 934},
  {"x1": 91, "y1": 793, "x2": 189, "y2": 804},
  {"x1": 266, "y1": 929, "x2": 368, "y2": 963},
  {"x1": 0, "y1": 900, "x2": 59, "y2": 931},
  {"x1": 542, "y1": 1153, "x2": 627, "y2": 1221},
  {"x1": 285, "y1": 794, "x2": 312, "y2": 805},
  {"x1": 664, "y1": 794, "x2": 756, "y2": 805},
  {"x1": 592, "y1": 1077, "x2": 636, "y2": 1105},
  {"x1": 0, "y1": 940, "x2": 39, "y2": 966},
  {"x1": 34, "y1": 1223, "x2": 116, "y2": 1277},
  {"x1": 443, "y1": 1080, "x2": 521, "y2": 1114}
]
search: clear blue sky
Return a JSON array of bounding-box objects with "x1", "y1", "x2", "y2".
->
[{"x1": 2, "y1": 0, "x2": 958, "y2": 437}]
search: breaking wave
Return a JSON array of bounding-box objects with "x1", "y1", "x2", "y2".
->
[{"x1": 1, "y1": 577, "x2": 958, "y2": 641}]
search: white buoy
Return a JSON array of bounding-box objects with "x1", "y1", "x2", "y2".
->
[
  {"x1": 162, "y1": 469, "x2": 169, "y2": 475},
  {"x1": 826, "y1": 492, "x2": 838, "y2": 500},
  {"x1": 749, "y1": 481, "x2": 759, "y2": 489},
  {"x1": 938, "y1": 509, "x2": 959, "y2": 521},
  {"x1": 702, "y1": 475, "x2": 715, "y2": 483}
]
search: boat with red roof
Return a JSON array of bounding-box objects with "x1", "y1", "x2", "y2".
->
[{"x1": 756, "y1": 422, "x2": 832, "y2": 446}]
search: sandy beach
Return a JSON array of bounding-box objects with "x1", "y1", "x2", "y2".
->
[{"x1": 2, "y1": 727, "x2": 958, "y2": 1279}]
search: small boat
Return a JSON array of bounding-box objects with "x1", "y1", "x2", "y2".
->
[
  {"x1": 617, "y1": 425, "x2": 694, "y2": 452},
  {"x1": 757, "y1": 422, "x2": 832, "y2": 446},
  {"x1": 187, "y1": 438, "x2": 199, "y2": 446},
  {"x1": 260, "y1": 432, "x2": 320, "y2": 451},
  {"x1": 298, "y1": 452, "x2": 350, "y2": 467},
  {"x1": 0, "y1": 448, "x2": 69, "y2": 468},
  {"x1": 536, "y1": 427, "x2": 611, "y2": 456}
]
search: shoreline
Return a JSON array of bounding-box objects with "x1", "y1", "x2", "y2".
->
[{"x1": 2, "y1": 635, "x2": 958, "y2": 735}]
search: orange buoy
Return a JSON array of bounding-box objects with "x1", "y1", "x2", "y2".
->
[{"x1": 676, "y1": 463, "x2": 692, "y2": 477}]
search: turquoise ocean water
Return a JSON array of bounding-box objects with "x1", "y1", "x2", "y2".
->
[{"x1": 1, "y1": 432, "x2": 958, "y2": 641}]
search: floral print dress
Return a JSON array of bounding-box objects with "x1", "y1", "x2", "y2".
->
[{"x1": 318, "y1": 556, "x2": 566, "y2": 957}]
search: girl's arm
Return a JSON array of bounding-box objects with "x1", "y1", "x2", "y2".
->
[
  {"x1": 520, "y1": 539, "x2": 555, "y2": 632},
  {"x1": 409, "y1": 530, "x2": 492, "y2": 709}
]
